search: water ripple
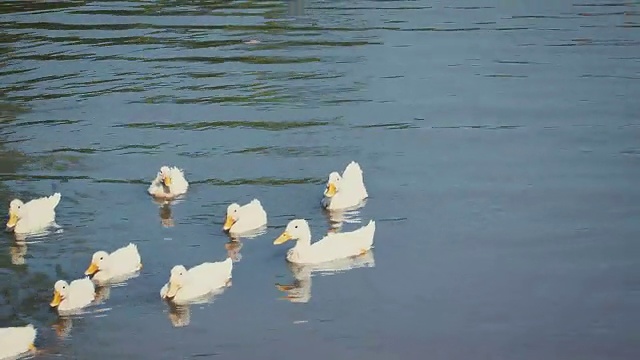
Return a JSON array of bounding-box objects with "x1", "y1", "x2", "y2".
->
[
  {"x1": 0, "y1": 174, "x2": 323, "y2": 186},
  {"x1": 114, "y1": 119, "x2": 333, "y2": 131},
  {"x1": 1, "y1": 2, "x2": 639, "y2": 357},
  {"x1": 44, "y1": 143, "x2": 168, "y2": 155}
]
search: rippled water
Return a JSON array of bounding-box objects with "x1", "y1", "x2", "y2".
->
[{"x1": 1, "y1": 0, "x2": 639, "y2": 359}]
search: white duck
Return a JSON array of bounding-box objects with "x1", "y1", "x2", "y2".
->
[
  {"x1": 223, "y1": 199, "x2": 267, "y2": 235},
  {"x1": 6, "y1": 193, "x2": 61, "y2": 234},
  {"x1": 50, "y1": 277, "x2": 95, "y2": 313},
  {"x1": 322, "y1": 161, "x2": 368, "y2": 210},
  {"x1": 84, "y1": 243, "x2": 142, "y2": 284},
  {"x1": 0, "y1": 324, "x2": 36, "y2": 359},
  {"x1": 148, "y1": 166, "x2": 189, "y2": 199},
  {"x1": 273, "y1": 219, "x2": 376, "y2": 264},
  {"x1": 160, "y1": 258, "x2": 233, "y2": 305}
]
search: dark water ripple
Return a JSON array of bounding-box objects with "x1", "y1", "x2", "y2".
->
[{"x1": 1, "y1": 0, "x2": 639, "y2": 359}]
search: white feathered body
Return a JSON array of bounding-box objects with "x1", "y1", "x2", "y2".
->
[
  {"x1": 93, "y1": 243, "x2": 142, "y2": 283},
  {"x1": 0, "y1": 324, "x2": 36, "y2": 359},
  {"x1": 323, "y1": 161, "x2": 368, "y2": 210},
  {"x1": 160, "y1": 258, "x2": 232, "y2": 305},
  {"x1": 287, "y1": 220, "x2": 376, "y2": 264},
  {"x1": 148, "y1": 166, "x2": 189, "y2": 198},
  {"x1": 229, "y1": 199, "x2": 268, "y2": 235},
  {"x1": 58, "y1": 278, "x2": 95, "y2": 313},
  {"x1": 13, "y1": 193, "x2": 61, "y2": 234}
]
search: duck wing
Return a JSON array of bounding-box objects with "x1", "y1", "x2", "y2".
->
[
  {"x1": 309, "y1": 220, "x2": 376, "y2": 259},
  {"x1": 23, "y1": 193, "x2": 61, "y2": 212},
  {"x1": 341, "y1": 162, "x2": 368, "y2": 198}
]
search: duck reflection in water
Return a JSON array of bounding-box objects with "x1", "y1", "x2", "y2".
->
[
  {"x1": 163, "y1": 286, "x2": 227, "y2": 328},
  {"x1": 10, "y1": 228, "x2": 59, "y2": 265},
  {"x1": 93, "y1": 285, "x2": 111, "y2": 304},
  {"x1": 323, "y1": 201, "x2": 366, "y2": 233},
  {"x1": 53, "y1": 317, "x2": 73, "y2": 339},
  {"x1": 276, "y1": 250, "x2": 375, "y2": 304},
  {"x1": 225, "y1": 236, "x2": 243, "y2": 263},
  {"x1": 9, "y1": 222, "x2": 62, "y2": 265},
  {"x1": 158, "y1": 202, "x2": 174, "y2": 228},
  {"x1": 10, "y1": 241, "x2": 27, "y2": 265},
  {"x1": 223, "y1": 225, "x2": 267, "y2": 263},
  {"x1": 167, "y1": 303, "x2": 190, "y2": 328}
]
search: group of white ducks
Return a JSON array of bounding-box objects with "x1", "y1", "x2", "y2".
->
[{"x1": 1, "y1": 161, "x2": 375, "y2": 359}]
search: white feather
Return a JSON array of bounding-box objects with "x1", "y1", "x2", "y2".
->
[
  {"x1": 148, "y1": 166, "x2": 189, "y2": 198},
  {"x1": 226, "y1": 199, "x2": 268, "y2": 235},
  {"x1": 9, "y1": 192, "x2": 61, "y2": 234},
  {"x1": 160, "y1": 258, "x2": 232, "y2": 305},
  {"x1": 54, "y1": 277, "x2": 95, "y2": 313},
  {"x1": 277, "y1": 219, "x2": 376, "y2": 264},
  {"x1": 89, "y1": 243, "x2": 142, "y2": 284},
  {"x1": 322, "y1": 161, "x2": 368, "y2": 210},
  {"x1": 0, "y1": 324, "x2": 36, "y2": 359}
]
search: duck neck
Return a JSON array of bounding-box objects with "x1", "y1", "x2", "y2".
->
[{"x1": 293, "y1": 228, "x2": 312, "y2": 250}]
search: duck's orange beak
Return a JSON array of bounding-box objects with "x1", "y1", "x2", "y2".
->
[
  {"x1": 324, "y1": 183, "x2": 337, "y2": 197},
  {"x1": 165, "y1": 281, "x2": 180, "y2": 299},
  {"x1": 223, "y1": 216, "x2": 236, "y2": 231},
  {"x1": 273, "y1": 231, "x2": 292, "y2": 245},
  {"x1": 50, "y1": 290, "x2": 62, "y2": 307},
  {"x1": 85, "y1": 262, "x2": 99, "y2": 276},
  {"x1": 6, "y1": 211, "x2": 18, "y2": 229}
]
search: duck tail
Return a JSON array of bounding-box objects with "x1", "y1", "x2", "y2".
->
[
  {"x1": 249, "y1": 198, "x2": 261, "y2": 206},
  {"x1": 364, "y1": 220, "x2": 376, "y2": 247},
  {"x1": 224, "y1": 257, "x2": 233, "y2": 276},
  {"x1": 49, "y1": 192, "x2": 62, "y2": 208}
]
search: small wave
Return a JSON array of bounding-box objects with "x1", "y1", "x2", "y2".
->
[
  {"x1": 114, "y1": 119, "x2": 331, "y2": 131},
  {"x1": 45, "y1": 143, "x2": 168, "y2": 155},
  {"x1": 194, "y1": 177, "x2": 324, "y2": 186},
  {"x1": 353, "y1": 122, "x2": 418, "y2": 130},
  {"x1": 226, "y1": 145, "x2": 340, "y2": 157}
]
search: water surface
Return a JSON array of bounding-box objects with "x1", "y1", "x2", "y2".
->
[{"x1": 1, "y1": 0, "x2": 639, "y2": 359}]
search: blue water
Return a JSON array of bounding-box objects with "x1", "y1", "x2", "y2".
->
[{"x1": 1, "y1": 0, "x2": 639, "y2": 359}]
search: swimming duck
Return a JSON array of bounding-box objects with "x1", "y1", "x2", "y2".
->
[
  {"x1": 322, "y1": 161, "x2": 368, "y2": 210},
  {"x1": 160, "y1": 258, "x2": 233, "y2": 305},
  {"x1": 50, "y1": 277, "x2": 95, "y2": 313},
  {"x1": 6, "y1": 193, "x2": 61, "y2": 234},
  {"x1": 0, "y1": 324, "x2": 36, "y2": 359},
  {"x1": 84, "y1": 243, "x2": 142, "y2": 284},
  {"x1": 273, "y1": 219, "x2": 376, "y2": 264},
  {"x1": 223, "y1": 199, "x2": 267, "y2": 235},
  {"x1": 148, "y1": 166, "x2": 189, "y2": 199}
]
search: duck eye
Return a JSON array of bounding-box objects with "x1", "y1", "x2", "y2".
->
[
  {"x1": 100, "y1": 257, "x2": 104, "y2": 260},
  {"x1": 294, "y1": 225, "x2": 298, "y2": 229}
]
